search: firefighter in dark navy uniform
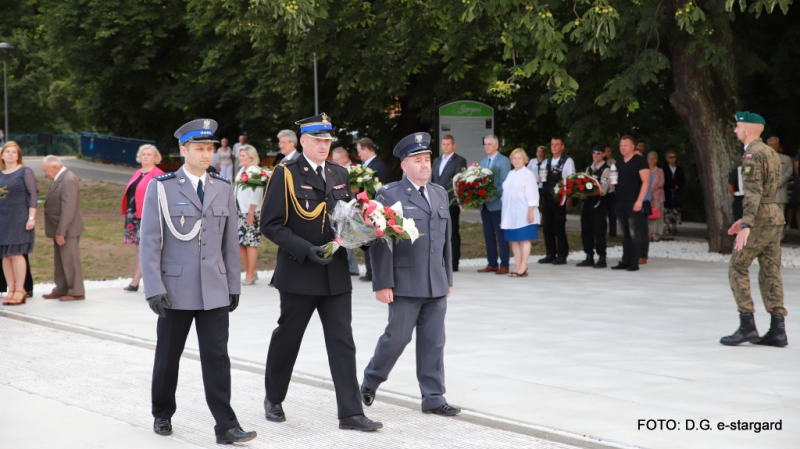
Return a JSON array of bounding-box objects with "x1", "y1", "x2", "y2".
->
[{"x1": 259, "y1": 113, "x2": 383, "y2": 431}]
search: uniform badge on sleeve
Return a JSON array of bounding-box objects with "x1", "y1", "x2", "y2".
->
[{"x1": 743, "y1": 166, "x2": 753, "y2": 176}]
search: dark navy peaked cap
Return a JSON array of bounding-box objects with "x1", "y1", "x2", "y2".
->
[
  {"x1": 174, "y1": 118, "x2": 219, "y2": 145},
  {"x1": 296, "y1": 113, "x2": 334, "y2": 140},
  {"x1": 393, "y1": 132, "x2": 432, "y2": 160}
]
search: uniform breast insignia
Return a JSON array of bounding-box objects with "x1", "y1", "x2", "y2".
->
[
  {"x1": 210, "y1": 172, "x2": 231, "y2": 184},
  {"x1": 180, "y1": 215, "x2": 186, "y2": 227},
  {"x1": 333, "y1": 184, "x2": 345, "y2": 190},
  {"x1": 745, "y1": 154, "x2": 753, "y2": 159}
]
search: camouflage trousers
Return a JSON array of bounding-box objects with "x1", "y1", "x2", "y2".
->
[{"x1": 728, "y1": 225, "x2": 787, "y2": 316}]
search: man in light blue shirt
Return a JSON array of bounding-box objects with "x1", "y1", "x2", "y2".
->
[{"x1": 477, "y1": 134, "x2": 512, "y2": 274}]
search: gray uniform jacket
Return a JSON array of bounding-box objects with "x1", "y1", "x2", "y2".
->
[
  {"x1": 140, "y1": 166, "x2": 241, "y2": 310},
  {"x1": 371, "y1": 177, "x2": 453, "y2": 298}
]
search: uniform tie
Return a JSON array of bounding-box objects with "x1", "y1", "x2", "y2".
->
[
  {"x1": 197, "y1": 179, "x2": 204, "y2": 204},
  {"x1": 419, "y1": 186, "x2": 430, "y2": 211},
  {"x1": 316, "y1": 166, "x2": 325, "y2": 183}
]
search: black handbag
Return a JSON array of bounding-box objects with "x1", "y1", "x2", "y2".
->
[{"x1": 641, "y1": 200, "x2": 652, "y2": 217}]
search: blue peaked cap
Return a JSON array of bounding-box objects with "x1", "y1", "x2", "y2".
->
[
  {"x1": 393, "y1": 132, "x2": 432, "y2": 160},
  {"x1": 174, "y1": 118, "x2": 219, "y2": 145}
]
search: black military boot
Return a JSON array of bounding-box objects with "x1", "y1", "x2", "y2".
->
[
  {"x1": 576, "y1": 256, "x2": 594, "y2": 267},
  {"x1": 720, "y1": 312, "x2": 759, "y2": 346},
  {"x1": 753, "y1": 314, "x2": 788, "y2": 347},
  {"x1": 593, "y1": 257, "x2": 607, "y2": 269}
]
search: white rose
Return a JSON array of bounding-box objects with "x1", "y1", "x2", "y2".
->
[
  {"x1": 357, "y1": 177, "x2": 363, "y2": 183},
  {"x1": 374, "y1": 182, "x2": 383, "y2": 190},
  {"x1": 586, "y1": 183, "x2": 593, "y2": 190},
  {"x1": 403, "y1": 217, "x2": 419, "y2": 243}
]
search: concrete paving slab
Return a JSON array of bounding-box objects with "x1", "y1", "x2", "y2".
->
[
  {"x1": 2, "y1": 257, "x2": 798, "y2": 449},
  {"x1": 0, "y1": 318, "x2": 604, "y2": 449}
]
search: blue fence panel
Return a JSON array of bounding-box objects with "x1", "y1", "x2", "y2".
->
[
  {"x1": 7, "y1": 134, "x2": 80, "y2": 156},
  {"x1": 79, "y1": 132, "x2": 156, "y2": 166}
]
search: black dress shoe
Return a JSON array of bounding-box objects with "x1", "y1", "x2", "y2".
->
[
  {"x1": 264, "y1": 399, "x2": 286, "y2": 422},
  {"x1": 359, "y1": 275, "x2": 372, "y2": 282},
  {"x1": 360, "y1": 383, "x2": 376, "y2": 406},
  {"x1": 593, "y1": 258, "x2": 607, "y2": 269},
  {"x1": 423, "y1": 404, "x2": 461, "y2": 416},
  {"x1": 537, "y1": 256, "x2": 555, "y2": 264},
  {"x1": 551, "y1": 258, "x2": 567, "y2": 265},
  {"x1": 576, "y1": 257, "x2": 594, "y2": 267},
  {"x1": 611, "y1": 263, "x2": 630, "y2": 270},
  {"x1": 626, "y1": 265, "x2": 640, "y2": 272},
  {"x1": 216, "y1": 426, "x2": 257, "y2": 444},
  {"x1": 338, "y1": 414, "x2": 383, "y2": 431},
  {"x1": 153, "y1": 418, "x2": 172, "y2": 436}
]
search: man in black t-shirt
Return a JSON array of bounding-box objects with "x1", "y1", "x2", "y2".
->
[{"x1": 611, "y1": 135, "x2": 650, "y2": 272}]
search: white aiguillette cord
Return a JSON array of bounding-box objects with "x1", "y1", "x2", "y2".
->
[{"x1": 157, "y1": 181, "x2": 202, "y2": 248}]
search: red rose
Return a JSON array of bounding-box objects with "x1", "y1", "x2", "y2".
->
[
  {"x1": 261, "y1": 170, "x2": 268, "y2": 178},
  {"x1": 464, "y1": 198, "x2": 471, "y2": 204},
  {"x1": 567, "y1": 179, "x2": 574, "y2": 188},
  {"x1": 241, "y1": 173, "x2": 250, "y2": 182},
  {"x1": 579, "y1": 185, "x2": 585, "y2": 191},
  {"x1": 566, "y1": 189, "x2": 573, "y2": 194},
  {"x1": 472, "y1": 181, "x2": 479, "y2": 187},
  {"x1": 576, "y1": 179, "x2": 583, "y2": 185},
  {"x1": 477, "y1": 189, "x2": 486, "y2": 197},
  {"x1": 482, "y1": 177, "x2": 487, "y2": 183},
  {"x1": 559, "y1": 189, "x2": 565, "y2": 194}
]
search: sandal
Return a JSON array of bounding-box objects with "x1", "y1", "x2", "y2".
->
[
  {"x1": 509, "y1": 270, "x2": 529, "y2": 278},
  {"x1": 123, "y1": 284, "x2": 139, "y2": 292},
  {"x1": 3, "y1": 291, "x2": 27, "y2": 306}
]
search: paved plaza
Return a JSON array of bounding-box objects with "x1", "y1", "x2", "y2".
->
[{"x1": 2, "y1": 256, "x2": 797, "y2": 449}]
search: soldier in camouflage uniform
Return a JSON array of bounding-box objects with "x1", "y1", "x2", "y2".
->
[{"x1": 721, "y1": 111, "x2": 788, "y2": 347}]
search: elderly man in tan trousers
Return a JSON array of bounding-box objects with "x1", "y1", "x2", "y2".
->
[{"x1": 42, "y1": 156, "x2": 85, "y2": 301}]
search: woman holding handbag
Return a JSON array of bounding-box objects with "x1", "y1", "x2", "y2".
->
[{"x1": 647, "y1": 151, "x2": 665, "y2": 242}]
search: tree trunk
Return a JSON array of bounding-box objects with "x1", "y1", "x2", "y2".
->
[{"x1": 668, "y1": 10, "x2": 740, "y2": 254}]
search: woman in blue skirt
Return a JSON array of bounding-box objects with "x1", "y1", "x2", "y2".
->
[{"x1": 501, "y1": 148, "x2": 540, "y2": 277}]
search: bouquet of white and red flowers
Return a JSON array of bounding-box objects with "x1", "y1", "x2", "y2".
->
[
  {"x1": 452, "y1": 163, "x2": 497, "y2": 209},
  {"x1": 347, "y1": 165, "x2": 383, "y2": 199},
  {"x1": 320, "y1": 192, "x2": 420, "y2": 258},
  {"x1": 553, "y1": 172, "x2": 600, "y2": 205},
  {"x1": 236, "y1": 165, "x2": 273, "y2": 192}
]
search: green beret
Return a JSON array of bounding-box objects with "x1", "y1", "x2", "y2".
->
[{"x1": 734, "y1": 111, "x2": 766, "y2": 125}]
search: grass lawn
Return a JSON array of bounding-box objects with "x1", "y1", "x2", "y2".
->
[{"x1": 28, "y1": 179, "x2": 621, "y2": 283}]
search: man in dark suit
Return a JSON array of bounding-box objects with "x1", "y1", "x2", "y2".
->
[
  {"x1": 357, "y1": 137, "x2": 389, "y2": 282},
  {"x1": 360, "y1": 132, "x2": 460, "y2": 417},
  {"x1": 260, "y1": 113, "x2": 382, "y2": 432},
  {"x1": 663, "y1": 150, "x2": 685, "y2": 236},
  {"x1": 431, "y1": 134, "x2": 467, "y2": 271},
  {"x1": 42, "y1": 156, "x2": 85, "y2": 301}
]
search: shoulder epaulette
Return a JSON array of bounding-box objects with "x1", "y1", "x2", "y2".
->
[
  {"x1": 280, "y1": 159, "x2": 298, "y2": 167},
  {"x1": 155, "y1": 172, "x2": 176, "y2": 181},
  {"x1": 327, "y1": 160, "x2": 342, "y2": 168},
  {"x1": 209, "y1": 172, "x2": 231, "y2": 184},
  {"x1": 384, "y1": 181, "x2": 402, "y2": 190},
  {"x1": 428, "y1": 182, "x2": 446, "y2": 191}
]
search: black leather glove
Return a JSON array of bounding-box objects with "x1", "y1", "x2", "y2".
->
[
  {"x1": 147, "y1": 294, "x2": 172, "y2": 318},
  {"x1": 307, "y1": 246, "x2": 334, "y2": 265},
  {"x1": 229, "y1": 294, "x2": 240, "y2": 312}
]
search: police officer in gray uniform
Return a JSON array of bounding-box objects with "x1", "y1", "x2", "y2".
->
[
  {"x1": 360, "y1": 132, "x2": 460, "y2": 416},
  {"x1": 140, "y1": 119, "x2": 256, "y2": 444}
]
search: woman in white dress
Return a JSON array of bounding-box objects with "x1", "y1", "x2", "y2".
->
[
  {"x1": 216, "y1": 138, "x2": 235, "y2": 180},
  {"x1": 500, "y1": 148, "x2": 540, "y2": 277},
  {"x1": 235, "y1": 145, "x2": 265, "y2": 285}
]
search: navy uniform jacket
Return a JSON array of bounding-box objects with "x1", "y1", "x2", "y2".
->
[
  {"x1": 140, "y1": 166, "x2": 241, "y2": 310},
  {"x1": 371, "y1": 178, "x2": 453, "y2": 298},
  {"x1": 431, "y1": 153, "x2": 468, "y2": 203},
  {"x1": 260, "y1": 156, "x2": 353, "y2": 296}
]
